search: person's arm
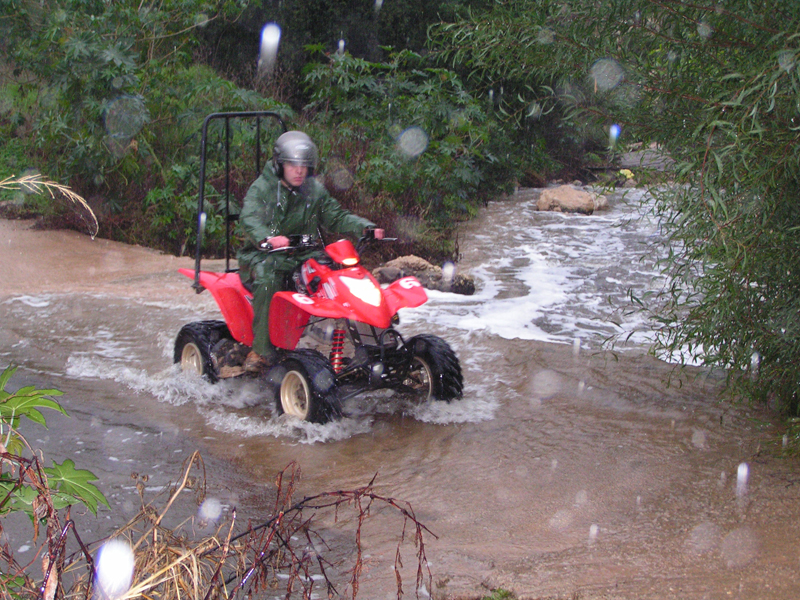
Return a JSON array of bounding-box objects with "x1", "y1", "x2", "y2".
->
[
  {"x1": 312, "y1": 180, "x2": 375, "y2": 238},
  {"x1": 239, "y1": 175, "x2": 279, "y2": 247}
]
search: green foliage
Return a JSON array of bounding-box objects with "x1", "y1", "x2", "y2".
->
[
  {"x1": 602, "y1": 2, "x2": 800, "y2": 413},
  {"x1": 0, "y1": 366, "x2": 65, "y2": 454},
  {"x1": 302, "y1": 48, "x2": 517, "y2": 257},
  {"x1": 0, "y1": 0, "x2": 291, "y2": 253},
  {"x1": 431, "y1": 0, "x2": 800, "y2": 412},
  {"x1": 0, "y1": 366, "x2": 109, "y2": 520},
  {"x1": 428, "y1": 1, "x2": 614, "y2": 175}
]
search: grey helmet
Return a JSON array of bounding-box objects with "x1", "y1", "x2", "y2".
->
[{"x1": 273, "y1": 131, "x2": 319, "y2": 177}]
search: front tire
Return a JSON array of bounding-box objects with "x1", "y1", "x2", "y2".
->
[
  {"x1": 174, "y1": 321, "x2": 230, "y2": 383},
  {"x1": 274, "y1": 349, "x2": 342, "y2": 423},
  {"x1": 403, "y1": 334, "x2": 463, "y2": 402}
]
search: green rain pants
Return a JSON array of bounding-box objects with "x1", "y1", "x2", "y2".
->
[{"x1": 242, "y1": 254, "x2": 299, "y2": 356}]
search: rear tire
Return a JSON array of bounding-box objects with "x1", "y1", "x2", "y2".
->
[
  {"x1": 274, "y1": 349, "x2": 342, "y2": 423},
  {"x1": 403, "y1": 334, "x2": 463, "y2": 402},
  {"x1": 174, "y1": 321, "x2": 231, "y2": 383}
]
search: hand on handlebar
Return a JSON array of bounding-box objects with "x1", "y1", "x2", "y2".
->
[
  {"x1": 269, "y1": 235, "x2": 290, "y2": 248},
  {"x1": 258, "y1": 235, "x2": 290, "y2": 251},
  {"x1": 364, "y1": 227, "x2": 384, "y2": 240}
]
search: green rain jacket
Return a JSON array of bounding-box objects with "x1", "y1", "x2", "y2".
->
[{"x1": 237, "y1": 163, "x2": 375, "y2": 284}]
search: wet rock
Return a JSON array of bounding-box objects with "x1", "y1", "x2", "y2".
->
[
  {"x1": 537, "y1": 184, "x2": 609, "y2": 214},
  {"x1": 373, "y1": 255, "x2": 476, "y2": 295}
]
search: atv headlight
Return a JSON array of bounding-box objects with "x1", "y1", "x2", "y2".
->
[{"x1": 340, "y1": 276, "x2": 382, "y2": 306}]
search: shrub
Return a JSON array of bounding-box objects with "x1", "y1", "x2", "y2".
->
[{"x1": 302, "y1": 48, "x2": 518, "y2": 259}]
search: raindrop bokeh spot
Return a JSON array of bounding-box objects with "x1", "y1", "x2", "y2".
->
[
  {"x1": 259, "y1": 23, "x2": 281, "y2": 75},
  {"x1": 328, "y1": 166, "x2": 355, "y2": 191},
  {"x1": 589, "y1": 58, "x2": 624, "y2": 92},
  {"x1": 609, "y1": 123, "x2": 621, "y2": 147},
  {"x1": 104, "y1": 95, "x2": 149, "y2": 140},
  {"x1": 94, "y1": 539, "x2": 135, "y2": 600},
  {"x1": 537, "y1": 27, "x2": 555, "y2": 44},
  {"x1": 396, "y1": 126, "x2": 429, "y2": 158},
  {"x1": 442, "y1": 261, "x2": 455, "y2": 282},
  {"x1": 199, "y1": 497, "x2": 223, "y2": 523},
  {"x1": 736, "y1": 462, "x2": 749, "y2": 497},
  {"x1": 527, "y1": 101, "x2": 543, "y2": 119},
  {"x1": 697, "y1": 21, "x2": 713, "y2": 40},
  {"x1": 720, "y1": 527, "x2": 759, "y2": 567},
  {"x1": 778, "y1": 50, "x2": 796, "y2": 73}
]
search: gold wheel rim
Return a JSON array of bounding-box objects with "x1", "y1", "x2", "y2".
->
[
  {"x1": 281, "y1": 370, "x2": 311, "y2": 419},
  {"x1": 180, "y1": 343, "x2": 204, "y2": 376}
]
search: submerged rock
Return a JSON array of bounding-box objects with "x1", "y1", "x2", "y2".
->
[
  {"x1": 537, "y1": 184, "x2": 609, "y2": 214},
  {"x1": 374, "y1": 255, "x2": 476, "y2": 295}
]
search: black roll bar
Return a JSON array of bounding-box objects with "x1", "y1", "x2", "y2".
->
[{"x1": 191, "y1": 111, "x2": 287, "y2": 292}]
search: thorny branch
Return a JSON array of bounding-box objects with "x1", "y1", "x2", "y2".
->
[{"x1": 1, "y1": 457, "x2": 435, "y2": 600}]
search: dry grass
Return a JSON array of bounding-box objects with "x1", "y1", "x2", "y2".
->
[
  {"x1": 2, "y1": 452, "x2": 435, "y2": 600},
  {"x1": 0, "y1": 174, "x2": 98, "y2": 238}
]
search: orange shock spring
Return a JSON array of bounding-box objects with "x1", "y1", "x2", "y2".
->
[{"x1": 329, "y1": 328, "x2": 346, "y2": 373}]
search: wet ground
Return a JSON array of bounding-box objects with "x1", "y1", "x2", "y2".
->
[{"x1": 2, "y1": 211, "x2": 800, "y2": 599}]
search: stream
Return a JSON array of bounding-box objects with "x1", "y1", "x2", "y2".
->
[{"x1": 1, "y1": 186, "x2": 799, "y2": 599}]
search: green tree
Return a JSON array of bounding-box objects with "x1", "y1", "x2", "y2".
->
[
  {"x1": 431, "y1": 0, "x2": 800, "y2": 412},
  {"x1": 301, "y1": 48, "x2": 520, "y2": 258},
  {"x1": 0, "y1": 0, "x2": 290, "y2": 253}
]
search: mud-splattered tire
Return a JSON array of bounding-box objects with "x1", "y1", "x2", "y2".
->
[
  {"x1": 274, "y1": 349, "x2": 342, "y2": 423},
  {"x1": 404, "y1": 334, "x2": 463, "y2": 402},
  {"x1": 173, "y1": 321, "x2": 231, "y2": 383}
]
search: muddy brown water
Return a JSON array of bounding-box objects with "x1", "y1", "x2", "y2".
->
[{"x1": 2, "y1": 211, "x2": 800, "y2": 600}]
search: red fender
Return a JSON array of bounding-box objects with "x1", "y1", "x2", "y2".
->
[
  {"x1": 179, "y1": 269, "x2": 254, "y2": 346},
  {"x1": 383, "y1": 276, "x2": 427, "y2": 314},
  {"x1": 269, "y1": 290, "x2": 397, "y2": 350}
]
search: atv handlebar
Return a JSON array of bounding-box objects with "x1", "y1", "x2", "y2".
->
[
  {"x1": 258, "y1": 233, "x2": 397, "y2": 255},
  {"x1": 259, "y1": 234, "x2": 321, "y2": 253},
  {"x1": 356, "y1": 233, "x2": 397, "y2": 254}
]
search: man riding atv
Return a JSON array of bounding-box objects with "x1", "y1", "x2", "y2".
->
[{"x1": 237, "y1": 130, "x2": 383, "y2": 372}]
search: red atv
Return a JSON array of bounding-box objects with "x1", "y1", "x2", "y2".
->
[{"x1": 174, "y1": 112, "x2": 462, "y2": 423}]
